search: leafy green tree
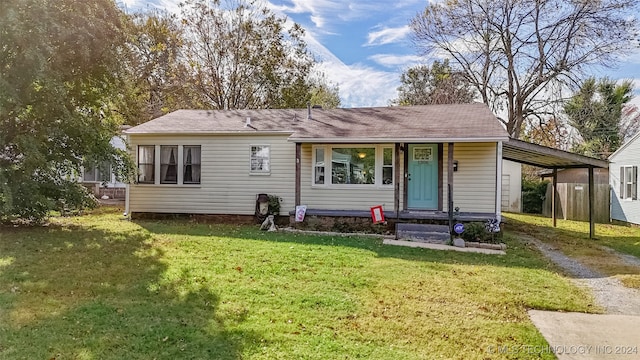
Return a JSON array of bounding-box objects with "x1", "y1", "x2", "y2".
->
[
  {"x1": 180, "y1": 0, "x2": 315, "y2": 110},
  {"x1": 309, "y1": 79, "x2": 341, "y2": 109},
  {"x1": 117, "y1": 10, "x2": 200, "y2": 125},
  {"x1": 411, "y1": 0, "x2": 639, "y2": 138},
  {"x1": 392, "y1": 60, "x2": 476, "y2": 106},
  {"x1": 565, "y1": 78, "x2": 635, "y2": 158},
  {"x1": 0, "y1": 0, "x2": 133, "y2": 222}
]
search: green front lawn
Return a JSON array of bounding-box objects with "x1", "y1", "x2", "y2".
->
[
  {"x1": 504, "y1": 213, "x2": 640, "y2": 289},
  {"x1": 0, "y1": 208, "x2": 596, "y2": 359}
]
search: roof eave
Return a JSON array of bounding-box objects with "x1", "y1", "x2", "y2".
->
[
  {"x1": 125, "y1": 130, "x2": 295, "y2": 136},
  {"x1": 287, "y1": 136, "x2": 509, "y2": 143}
]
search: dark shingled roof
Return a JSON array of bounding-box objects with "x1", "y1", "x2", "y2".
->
[{"x1": 125, "y1": 103, "x2": 509, "y2": 142}]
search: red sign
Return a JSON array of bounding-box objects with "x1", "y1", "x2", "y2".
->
[{"x1": 370, "y1": 205, "x2": 385, "y2": 224}]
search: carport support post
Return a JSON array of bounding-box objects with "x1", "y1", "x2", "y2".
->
[
  {"x1": 552, "y1": 168, "x2": 557, "y2": 227},
  {"x1": 295, "y1": 143, "x2": 301, "y2": 207},
  {"x1": 448, "y1": 142, "x2": 454, "y2": 241},
  {"x1": 589, "y1": 166, "x2": 595, "y2": 239}
]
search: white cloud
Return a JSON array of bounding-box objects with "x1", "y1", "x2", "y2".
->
[
  {"x1": 302, "y1": 31, "x2": 400, "y2": 107},
  {"x1": 120, "y1": 0, "x2": 404, "y2": 108},
  {"x1": 369, "y1": 54, "x2": 423, "y2": 68},
  {"x1": 268, "y1": 0, "x2": 364, "y2": 31},
  {"x1": 365, "y1": 26, "x2": 411, "y2": 46},
  {"x1": 317, "y1": 61, "x2": 400, "y2": 107}
]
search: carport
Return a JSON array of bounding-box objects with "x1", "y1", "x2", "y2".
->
[{"x1": 501, "y1": 138, "x2": 609, "y2": 238}]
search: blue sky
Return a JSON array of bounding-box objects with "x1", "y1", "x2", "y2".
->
[{"x1": 121, "y1": 0, "x2": 640, "y2": 109}]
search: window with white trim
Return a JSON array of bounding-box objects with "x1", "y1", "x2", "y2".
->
[
  {"x1": 136, "y1": 145, "x2": 201, "y2": 185},
  {"x1": 382, "y1": 148, "x2": 393, "y2": 185},
  {"x1": 183, "y1": 145, "x2": 201, "y2": 184},
  {"x1": 312, "y1": 145, "x2": 394, "y2": 186},
  {"x1": 314, "y1": 147, "x2": 325, "y2": 184},
  {"x1": 137, "y1": 145, "x2": 155, "y2": 184},
  {"x1": 250, "y1": 145, "x2": 270, "y2": 174},
  {"x1": 620, "y1": 166, "x2": 637, "y2": 200},
  {"x1": 160, "y1": 145, "x2": 178, "y2": 184}
]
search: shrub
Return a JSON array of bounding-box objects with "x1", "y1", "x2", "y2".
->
[
  {"x1": 522, "y1": 179, "x2": 549, "y2": 214},
  {"x1": 460, "y1": 221, "x2": 502, "y2": 244}
]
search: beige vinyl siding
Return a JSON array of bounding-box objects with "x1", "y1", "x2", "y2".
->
[
  {"x1": 443, "y1": 143, "x2": 497, "y2": 213},
  {"x1": 300, "y1": 144, "x2": 396, "y2": 210},
  {"x1": 129, "y1": 134, "x2": 295, "y2": 215}
]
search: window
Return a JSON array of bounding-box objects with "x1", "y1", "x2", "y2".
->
[
  {"x1": 183, "y1": 146, "x2": 201, "y2": 184},
  {"x1": 314, "y1": 148, "x2": 325, "y2": 184},
  {"x1": 313, "y1": 145, "x2": 393, "y2": 186},
  {"x1": 250, "y1": 145, "x2": 270, "y2": 173},
  {"x1": 138, "y1": 145, "x2": 155, "y2": 184},
  {"x1": 332, "y1": 147, "x2": 375, "y2": 184},
  {"x1": 382, "y1": 148, "x2": 393, "y2": 185},
  {"x1": 620, "y1": 166, "x2": 637, "y2": 200},
  {"x1": 82, "y1": 161, "x2": 111, "y2": 183},
  {"x1": 160, "y1": 145, "x2": 178, "y2": 184}
]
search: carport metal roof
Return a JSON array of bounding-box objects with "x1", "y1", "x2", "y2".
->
[
  {"x1": 503, "y1": 138, "x2": 608, "y2": 169},
  {"x1": 501, "y1": 138, "x2": 608, "y2": 239}
]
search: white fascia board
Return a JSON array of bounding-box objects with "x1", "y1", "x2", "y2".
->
[{"x1": 288, "y1": 137, "x2": 509, "y2": 143}]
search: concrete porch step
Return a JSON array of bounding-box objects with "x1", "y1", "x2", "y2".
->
[{"x1": 396, "y1": 223, "x2": 450, "y2": 243}]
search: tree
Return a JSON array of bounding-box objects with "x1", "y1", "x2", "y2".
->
[
  {"x1": 180, "y1": 0, "x2": 315, "y2": 110},
  {"x1": 564, "y1": 77, "x2": 636, "y2": 158},
  {"x1": 0, "y1": 0, "x2": 133, "y2": 222},
  {"x1": 411, "y1": 0, "x2": 639, "y2": 138},
  {"x1": 117, "y1": 10, "x2": 199, "y2": 125},
  {"x1": 392, "y1": 59, "x2": 476, "y2": 106}
]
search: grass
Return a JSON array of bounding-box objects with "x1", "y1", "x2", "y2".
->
[
  {"x1": 0, "y1": 207, "x2": 598, "y2": 359},
  {"x1": 503, "y1": 212, "x2": 640, "y2": 289}
]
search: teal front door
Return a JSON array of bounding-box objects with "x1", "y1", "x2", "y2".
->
[{"x1": 407, "y1": 144, "x2": 438, "y2": 209}]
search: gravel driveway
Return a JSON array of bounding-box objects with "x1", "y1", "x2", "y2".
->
[{"x1": 517, "y1": 232, "x2": 640, "y2": 316}]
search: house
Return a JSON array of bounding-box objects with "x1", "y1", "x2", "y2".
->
[
  {"x1": 609, "y1": 131, "x2": 640, "y2": 224},
  {"x1": 539, "y1": 168, "x2": 609, "y2": 223},
  {"x1": 80, "y1": 133, "x2": 128, "y2": 199},
  {"x1": 124, "y1": 103, "x2": 510, "y2": 229}
]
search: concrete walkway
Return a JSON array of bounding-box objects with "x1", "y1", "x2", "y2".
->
[
  {"x1": 518, "y1": 233, "x2": 640, "y2": 359},
  {"x1": 528, "y1": 311, "x2": 639, "y2": 360},
  {"x1": 382, "y1": 238, "x2": 506, "y2": 255}
]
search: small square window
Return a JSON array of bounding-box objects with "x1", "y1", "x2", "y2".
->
[{"x1": 250, "y1": 145, "x2": 270, "y2": 173}]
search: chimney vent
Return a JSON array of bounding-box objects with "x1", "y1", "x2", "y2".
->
[
  {"x1": 245, "y1": 117, "x2": 251, "y2": 127},
  {"x1": 307, "y1": 102, "x2": 312, "y2": 120}
]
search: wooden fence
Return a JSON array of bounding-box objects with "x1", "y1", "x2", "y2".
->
[{"x1": 542, "y1": 183, "x2": 610, "y2": 223}]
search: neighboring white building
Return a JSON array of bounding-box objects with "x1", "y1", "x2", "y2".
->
[
  {"x1": 501, "y1": 159, "x2": 522, "y2": 213},
  {"x1": 81, "y1": 133, "x2": 128, "y2": 199},
  {"x1": 610, "y1": 131, "x2": 640, "y2": 224}
]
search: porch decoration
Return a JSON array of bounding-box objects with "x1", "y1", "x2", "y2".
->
[{"x1": 370, "y1": 205, "x2": 385, "y2": 224}]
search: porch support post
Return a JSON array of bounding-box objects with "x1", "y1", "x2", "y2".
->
[
  {"x1": 589, "y1": 166, "x2": 595, "y2": 239},
  {"x1": 448, "y1": 142, "x2": 454, "y2": 240},
  {"x1": 495, "y1": 141, "x2": 503, "y2": 222},
  {"x1": 295, "y1": 143, "x2": 301, "y2": 207},
  {"x1": 394, "y1": 143, "x2": 401, "y2": 219},
  {"x1": 552, "y1": 168, "x2": 557, "y2": 227}
]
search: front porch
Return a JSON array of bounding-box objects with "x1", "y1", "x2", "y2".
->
[{"x1": 288, "y1": 208, "x2": 497, "y2": 236}]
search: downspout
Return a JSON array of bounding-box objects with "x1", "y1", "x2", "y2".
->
[
  {"x1": 496, "y1": 141, "x2": 503, "y2": 222},
  {"x1": 124, "y1": 133, "x2": 131, "y2": 218},
  {"x1": 125, "y1": 182, "x2": 130, "y2": 218}
]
